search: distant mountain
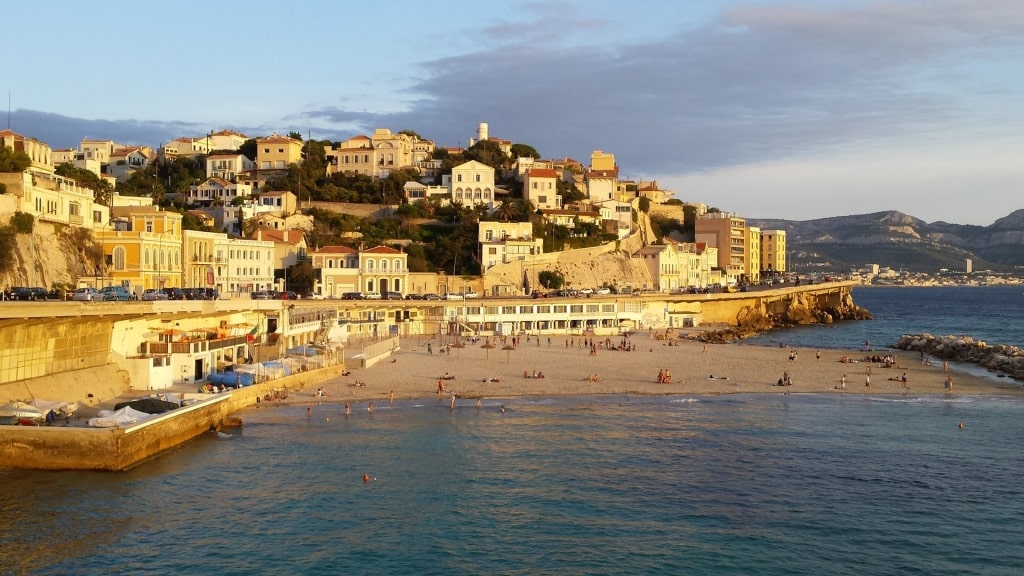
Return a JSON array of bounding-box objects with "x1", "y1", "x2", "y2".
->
[{"x1": 748, "y1": 210, "x2": 1024, "y2": 273}]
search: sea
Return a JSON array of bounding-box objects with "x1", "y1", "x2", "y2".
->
[{"x1": 1, "y1": 286, "x2": 1022, "y2": 576}]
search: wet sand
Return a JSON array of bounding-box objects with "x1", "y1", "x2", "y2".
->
[{"x1": 305, "y1": 332, "x2": 1024, "y2": 406}]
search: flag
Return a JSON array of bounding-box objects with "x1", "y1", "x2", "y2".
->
[{"x1": 247, "y1": 324, "x2": 258, "y2": 343}]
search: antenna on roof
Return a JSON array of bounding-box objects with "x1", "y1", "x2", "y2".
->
[{"x1": 7, "y1": 90, "x2": 10, "y2": 129}]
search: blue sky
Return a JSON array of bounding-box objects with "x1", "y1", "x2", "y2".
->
[{"x1": 5, "y1": 0, "x2": 1022, "y2": 225}]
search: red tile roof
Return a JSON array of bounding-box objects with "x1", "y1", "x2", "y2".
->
[
  {"x1": 312, "y1": 245, "x2": 357, "y2": 254},
  {"x1": 527, "y1": 168, "x2": 559, "y2": 178},
  {"x1": 364, "y1": 246, "x2": 402, "y2": 254}
]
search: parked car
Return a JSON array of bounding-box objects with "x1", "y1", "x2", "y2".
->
[
  {"x1": 162, "y1": 287, "x2": 186, "y2": 300},
  {"x1": 579, "y1": 288, "x2": 594, "y2": 295},
  {"x1": 463, "y1": 290, "x2": 480, "y2": 299},
  {"x1": 30, "y1": 287, "x2": 49, "y2": 300},
  {"x1": 596, "y1": 287, "x2": 611, "y2": 295},
  {"x1": 182, "y1": 288, "x2": 207, "y2": 300},
  {"x1": 422, "y1": 293, "x2": 440, "y2": 301},
  {"x1": 251, "y1": 290, "x2": 273, "y2": 300},
  {"x1": 10, "y1": 287, "x2": 35, "y2": 301},
  {"x1": 141, "y1": 288, "x2": 169, "y2": 301},
  {"x1": 404, "y1": 293, "x2": 424, "y2": 300},
  {"x1": 279, "y1": 291, "x2": 299, "y2": 300},
  {"x1": 71, "y1": 287, "x2": 102, "y2": 302},
  {"x1": 384, "y1": 291, "x2": 403, "y2": 300},
  {"x1": 444, "y1": 293, "x2": 464, "y2": 301},
  {"x1": 100, "y1": 286, "x2": 132, "y2": 301},
  {"x1": 340, "y1": 292, "x2": 365, "y2": 300},
  {"x1": 363, "y1": 292, "x2": 382, "y2": 300}
]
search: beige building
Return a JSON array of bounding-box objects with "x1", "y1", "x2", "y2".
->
[
  {"x1": 182, "y1": 230, "x2": 275, "y2": 297},
  {"x1": 108, "y1": 147, "x2": 153, "y2": 182},
  {"x1": 325, "y1": 135, "x2": 374, "y2": 177},
  {"x1": 185, "y1": 177, "x2": 253, "y2": 206},
  {"x1": 325, "y1": 128, "x2": 433, "y2": 178},
  {"x1": 250, "y1": 227, "x2": 308, "y2": 273},
  {"x1": 694, "y1": 212, "x2": 748, "y2": 285},
  {"x1": 208, "y1": 129, "x2": 250, "y2": 152},
  {"x1": 478, "y1": 222, "x2": 543, "y2": 271},
  {"x1": 206, "y1": 153, "x2": 255, "y2": 181},
  {"x1": 161, "y1": 137, "x2": 213, "y2": 160},
  {"x1": 523, "y1": 168, "x2": 561, "y2": 210},
  {"x1": 310, "y1": 245, "x2": 360, "y2": 297},
  {"x1": 585, "y1": 150, "x2": 618, "y2": 202},
  {"x1": 0, "y1": 130, "x2": 110, "y2": 231},
  {"x1": 450, "y1": 160, "x2": 496, "y2": 210},
  {"x1": 760, "y1": 229, "x2": 787, "y2": 277},
  {"x1": 360, "y1": 246, "x2": 409, "y2": 294}
]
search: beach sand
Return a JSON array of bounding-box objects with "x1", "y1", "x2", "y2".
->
[{"x1": 302, "y1": 332, "x2": 1024, "y2": 407}]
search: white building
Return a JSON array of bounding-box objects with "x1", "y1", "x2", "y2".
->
[{"x1": 449, "y1": 160, "x2": 496, "y2": 210}]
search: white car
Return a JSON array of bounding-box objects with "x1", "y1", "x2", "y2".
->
[
  {"x1": 141, "y1": 289, "x2": 169, "y2": 301},
  {"x1": 463, "y1": 290, "x2": 479, "y2": 299},
  {"x1": 580, "y1": 288, "x2": 594, "y2": 295},
  {"x1": 71, "y1": 287, "x2": 101, "y2": 301},
  {"x1": 596, "y1": 287, "x2": 611, "y2": 295},
  {"x1": 363, "y1": 292, "x2": 382, "y2": 300},
  {"x1": 445, "y1": 293, "x2": 465, "y2": 301}
]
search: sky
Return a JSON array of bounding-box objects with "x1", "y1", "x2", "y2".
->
[{"x1": 4, "y1": 0, "x2": 1023, "y2": 226}]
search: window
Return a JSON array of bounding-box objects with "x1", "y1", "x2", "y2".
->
[
  {"x1": 475, "y1": 174, "x2": 481, "y2": 182},
  {"x1": 113, "y1": 246, "x2": 126, "y2": 271},
  {"x1": 393, "y1": 259, "x2": 402, "y2": 272},
  {"x1": 457, "y1": 174, "x2": 462, "y2": 182}
]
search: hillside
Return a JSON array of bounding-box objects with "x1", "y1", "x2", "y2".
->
[{"x1": 748, "y1": 209, "x2": 1024, "y2": 273}]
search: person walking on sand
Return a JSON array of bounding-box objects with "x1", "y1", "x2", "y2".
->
[
  {"x1": 865, "y1": 373, "x2": 871, "y2": 392},
  {"x1": 427, "y1": 343, "x2": 432, "y2": 355},
  {"x1": 945, "y1": 374, "x2": 954, "y2": 392},
  {"x1": 840, "y1": 375, "x2": 847, "y2": 390},
  {"x1": 389, "y1": 390, "x2": 395, "y2": 405}
]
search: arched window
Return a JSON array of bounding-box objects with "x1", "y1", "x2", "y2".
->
[
  {"x1": 113, "y1": 246, "x2": 127, "y2": 271},
  {"x1": 367, "y1": 260, "x2": 374, "y2": 272},
  {"x1": 394, "y1": 259, "x2": 402, "y2": 272},
  {"x1": 144, "y1": 248, "x2": 150, "y2": 267},
  {"x1": 327, "y1": 259, "x2": 334, "y2": 269},
  {"x1": 382, "y1": 260, "x2": 388, "y2": 272}
]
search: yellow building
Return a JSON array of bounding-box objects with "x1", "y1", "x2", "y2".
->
[
  {"x1": 760, "y1": 229, "x2": 787, "y2": 276},
  {"x1": 97, "y1": 207, "x2": 183, "y2": 292},
  {"x1": 746, "y1": 226, "x2": 761, "y2": 284},
  {"x1": 256, "y1": 135, "x2": 303, "y2": 171}
]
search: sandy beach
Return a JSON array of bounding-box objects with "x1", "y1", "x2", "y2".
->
[{"x1": 299, "y1": 331, "x2": 1024, "y2": 408}]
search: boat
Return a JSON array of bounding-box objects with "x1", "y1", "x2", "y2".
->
[{"x1": 0, "y1": 401, "x2": 45, "y2": 422}]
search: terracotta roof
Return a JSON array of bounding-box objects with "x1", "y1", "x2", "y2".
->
[
  {"x1": 202, "y1": 177, "x2": 231, "y2": 187},
  {"x1": 527, "y1": 168, "x2": 559, "y2": 178},
  {"x1": 250, "y1": 229, "x2": 305, "y2": 243},
  {"x1": 212, "y1": 129, "x2": 248, "y2": 137},
  {"x1": 207, "y1": 153, "x2": 243, "y2": 159},
  {"x1": 586, "y1": 167, "x2": 619, "y2": 178},
  {"x1": 364, "y1": 246, "x2": 402, "y2": 254},
  {"x1": 312, "y1": 245, "x2": 357, "y2": 254}
]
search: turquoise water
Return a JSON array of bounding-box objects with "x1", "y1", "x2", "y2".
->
[{"x1": 2, "y1": 393, "x2": 1022, "y2": 575}]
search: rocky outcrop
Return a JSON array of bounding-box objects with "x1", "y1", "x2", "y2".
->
[
  {"x1": 696, "y1": 290, "x2": 872, "y2": 343},
  {"x1": 0, "y1": 224, "x2": 96, "y2": 289},
  {"x1": 892, "y1": 334, "x2": 1024, "y2": 381}
]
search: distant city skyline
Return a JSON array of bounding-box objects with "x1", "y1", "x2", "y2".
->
[{"x1": 5, "y1": 0, "x2": 1022, "y2": 226}]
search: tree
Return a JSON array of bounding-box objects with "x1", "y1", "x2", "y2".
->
[
  {"x1": 638, "y1": 197, "x2": 651, "y2": 213},
  {"x1": 398, "y1": 129, "x2": 424, "y2": 140},
  {"x1": 0, "y1": 146, "x2": 32, "y2": 172},
  {"x1": 463, "y1": 139, "x2": 507, "y2": 169},
  {"x1": 538, "y1": 270, "x2": 565, "y2": 290},
  {"x1": 288, "y1": 131, "x2": 303, "y2": 142},
  {"x1": 510, "y1": 143, "x2": 540, "y2": 160},
  {"x1": 238, "y1": 138, "x2": 257, "y2": 161},
  {"x1": 287, "y1": 260, "x2": 315, "y2": 294}
]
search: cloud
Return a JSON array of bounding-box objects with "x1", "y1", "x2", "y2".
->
[{"x1": 297, "y1": 0, "x2": 1024, "y2": 177}]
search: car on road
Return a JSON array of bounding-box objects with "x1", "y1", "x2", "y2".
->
[
  {"x1": 163, "y1": 287, "x2": 187, "y2": 300},
  {"x1": 579, "y1": 288, "x2": 594, "y2": 295},
  {"x1": 423, "y1": 293, "x2": 440, "y2": 301},
  {"x1": 404, "y1": 293, "x2": 424, "y2": 300},
  {"x1": 71, "y1": 287, "x2": 102, "y2": 301},
  {"x1": 251, "y1": 290, "x2": 273, "y2": 300},
  {"x1": 383, "y1": 291, "x2": 403, "y2": 300},
  {"x1": 10, "y1": 287, "x2": 35, "y2": 301},
  {"x1": 463, "y1": 290, "x2": 480, "y2": 299},
  {"x1": 141, "y1": 288, "x2": 169, "y2": 301},
  {"x1": 596, "y1": 287, "x2": 611, "y2": 295},
  {"x1": 363, "y1": 292, "x2": 382, "y2": 300},
  {"x1": 100, "y1": 286, "x2": 132, "y2": 301},
  {"x1": 444, "y1": 293, "x2": 464, "y2": 301},
  {"x1": 340, "y1": 292, "x2": 365, "y2": 300},
  {"x1": 279, "y1": 291, "x2": 299, "y2": 300}
]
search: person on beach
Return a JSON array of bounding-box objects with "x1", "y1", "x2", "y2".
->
[
  {"x1": 945, "y1": 374, "x2": 954, "y2": 392},
  {"x1": 865, "y1": 373, "x2": 871, "y2": 391},
  {"x1": 427, "y1": 343, "x2": 432, "y2": 355},
  {"x1": 816, "y1": 349, "x2": 821, "y2": 360},
  {"x1": 345, "y1": 402, "x2": 351, "y2": 415},
  {"x1": 389, "y1": 390, "x2": 395, "y2": 405},
  {"x1": 368, "y1": 402, "x2": 374, "y2": 413},
  {"x1": 901, "y1": 372, "x2": 908, "y2": 389},
  {"x1": 307, "y1": 406, "x2": 312, "y2": 417},
  {"x1": 839, "y1": 375, "x2": 847, "y2": 390}
]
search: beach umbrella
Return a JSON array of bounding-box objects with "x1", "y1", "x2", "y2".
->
[
  {"x1": 501, "y1": 344, "x2": 515, "y2": 363},
  {"x1": 480, "y1": 341, "x2": 496, "y2": 359},
  {"x1": 451, "y1": 341, "x2": 465, "y2": 358}
]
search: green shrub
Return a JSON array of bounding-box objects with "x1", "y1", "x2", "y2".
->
[{"x1": 10, "y1": 212, "x2": 34, "y2": 234}]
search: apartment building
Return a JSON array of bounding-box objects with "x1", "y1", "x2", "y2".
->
[{"x1": 694, "y1": 212, "x2": 748, "y2": 285}]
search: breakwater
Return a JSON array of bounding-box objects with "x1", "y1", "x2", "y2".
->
[{"x1": 893, "y1": 333, "x2": 1024, "y2": 380}]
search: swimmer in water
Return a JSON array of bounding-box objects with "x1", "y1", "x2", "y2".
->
[
  {"x1": 363, "y1": 473, "x2": 370, "y2": 482},
  {"x1": 959, "y1": 420, "x2": 965, "y2": 430},
  {"x1": 367, "y1": 402, "x2": 374, "y2": 413}
]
